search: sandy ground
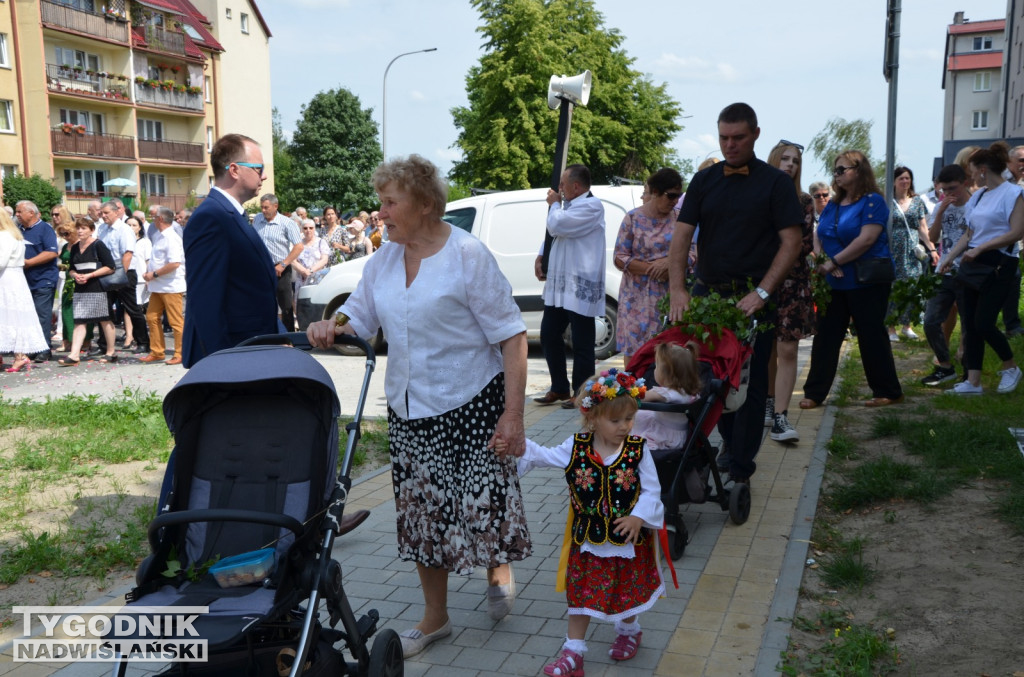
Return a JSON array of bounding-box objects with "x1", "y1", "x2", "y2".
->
[{"x1": 785, "y1": 360, "x2": 1024, "y2": 676}]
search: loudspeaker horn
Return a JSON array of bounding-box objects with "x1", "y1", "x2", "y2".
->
[{"x1": 547, "y1": 70, "x2": 592, "y2": 109}]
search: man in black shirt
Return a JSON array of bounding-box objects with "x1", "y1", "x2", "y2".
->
[{"x1": 667, "y1": 102, "x2": 803, "y2": 486}]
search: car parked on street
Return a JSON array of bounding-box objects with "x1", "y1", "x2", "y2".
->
[{"x1": 295, "y1": 184, "x2": 644, "y2": 359}]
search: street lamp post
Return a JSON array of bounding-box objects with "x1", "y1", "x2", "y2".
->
[{"x1": 382, "y1": 47, "x2": 437, "y2": 159}]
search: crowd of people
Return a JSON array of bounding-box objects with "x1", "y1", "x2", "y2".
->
[{"x1": 0, "y1": 175, "x2": 384, "y2": 370}]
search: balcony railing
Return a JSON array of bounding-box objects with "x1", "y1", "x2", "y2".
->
[
  {"x1": 46, "y1": 64, "x2": 132, "y2": 103},
  {"x1": 134, "y1": 83, "x2": 204, "y2": 112},
  {"x1": 40, "y1": 0, "x2": 129, "y2": 43},
  {"x1": 146, "y1": 193, "x2": 206, "y2": 212},
  {"x1": 138, "y1": 139, "x2": 205, "y2": 164},
  {"x1": 51, "y1": 127, "x2": 136, "y2": 160},
  {"x1": 143, "y1": 25, "x2": 186, "y2": 56}
]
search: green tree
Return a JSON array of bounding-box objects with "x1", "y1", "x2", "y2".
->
[
  {"x1": 2, "y1": 173, "x2": 63, "y2": 216},
  {"x1": 271, "y1": 107, "x2": 298, "y2": 211},
  {"x1": 288, "y1": 88, "x2": 383, "y2": 212},
  {"x1": 450, "y1": 0, "x2": 682, "y2": 190},
  {"x1": 808, "y1": 117, "x2": 886, "y2": 183}
]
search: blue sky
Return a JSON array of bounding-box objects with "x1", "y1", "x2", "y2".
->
[{"x1": 259, "y1": 0, "x2": 1007, "y2": 188}]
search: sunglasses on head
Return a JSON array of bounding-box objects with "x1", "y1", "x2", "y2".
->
[{"x1": 776, "y1": 139, "x2": 804, "y2": 153}]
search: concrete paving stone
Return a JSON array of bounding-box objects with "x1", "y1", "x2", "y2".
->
[
  {"x1": 704, "y1": 651, "x2": 757, "y2": 676},
  {"x1": 657, "y1": 652, "x2": 707, "y2": 675},
  {"x1": 449, "y1": 646, "x2": 513, "y2": 671},
  {"x1": 447, "y1": 590, "x2": 486, "y2": 612},
  {"x1": 408, "y1": 638, "x2": 463, "y2": 666},
  {"x1": 719, "y1": 611, "x2": 768, "y2": 639},
  {"x1": 352, "y1": 599, "x2": 410, "y2": 623},
  {"x1": 420, "y1": 664, "x2": 477, "y2": 677},
  {"x1": 498, "y1": 650, "x2": 550, "y2": 676},
  {"x1": 665, "y1": 627, "x2": 717, "y2": 656},
  {"x1": 384, "y1": 585, "x2": 431, "y2": 606},
  {"x1": 521, "y1": 632, "x2": 565, "y2": 658},
  {"x1": 338, "y1": 553, "x2": 401, "y2": 570},
  {"x1": 703, "y1": 555, "x2": 746, "y2": 578}
]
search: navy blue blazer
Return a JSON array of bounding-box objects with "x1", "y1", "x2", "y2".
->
[{"x1": 181, "y1": 189, "x2": 279, "y2": 368}]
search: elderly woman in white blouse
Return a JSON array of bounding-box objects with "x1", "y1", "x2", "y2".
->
[{"x1": 307, "y1": 155, "x2": 530, "y2": 658}]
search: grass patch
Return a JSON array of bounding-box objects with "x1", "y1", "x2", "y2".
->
[
  {"x1": 818, "y1": 536, "x2": 875, "y2": 590},
  {"x1": 870, "y1": 414, "x2": 902, "y2": 438},
  {"x1": 825, "y1": 432, "x2": 856, "y2": 460},
  {"x1": 338, "y1": 417, "x2": 389, "y2": 471},
  {"x1": 831, "y1": 353, "x2": 863, "y2": 407},
  {"x1": 828, "y1": 457, "x2": 957, "y2": 511},
  {"x1": 781, "y1": 610, "x2": 899, "y2": 677}
]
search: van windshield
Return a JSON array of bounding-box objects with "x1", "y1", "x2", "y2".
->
[{"x1": 443, "y1": 207, "x2": 476, "y2": 233}]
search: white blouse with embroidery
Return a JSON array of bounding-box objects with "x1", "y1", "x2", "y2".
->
[
  {"x1": 340, "y1": 224, "x2": 526, "y2": 420},
  {"x1": 543, "y1": 194, "x2": 606, "y2": 317}
]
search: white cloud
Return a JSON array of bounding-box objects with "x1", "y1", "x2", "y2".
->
[
  {"x1": 653, "y1": 53, "x2": 740, "y2": 83},
  {"x1": 902, "y1": 47, "x2": 944, "y2": 61},
  {"x1": 434, "y1": 147, "x2": 462, "y2": 163},
  {"x1": 409, "y1": 90, "x2": 427, "y2": 101},
  {"x1": 676, "y1": 133, "x2": 720, "y2": 162}
]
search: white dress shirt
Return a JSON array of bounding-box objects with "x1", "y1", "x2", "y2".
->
[
  {"x1": 543, "y1": 192, "x2": 606, "y2": 317},
  {"x1": 341, "y1": 224, "x2": 525, "y2": 420}
]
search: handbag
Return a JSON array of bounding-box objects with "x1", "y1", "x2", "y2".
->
[
  {"x1": 954, "y1": 259, "x2": 995, "y2": 291},
  {"x1": 833, "y1": 204, "x2": 896, "y2": 285},
  {"x1": 854, "y1": 257, "x2": 896, "y2": 285},
  {"x1": 99, "y1": 262, "x2": 130, "y2": 291}
]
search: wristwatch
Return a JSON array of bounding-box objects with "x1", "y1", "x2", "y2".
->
[
  {"x1": 153, "y1": 271, "x2": 159, "y2": 278},
  {"x1": 755, "y1": 286, "x2": 770, "y2": 301}
]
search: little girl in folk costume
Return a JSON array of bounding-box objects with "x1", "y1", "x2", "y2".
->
[
  {"x1": 631, "y1": 341, "x2": 703, "y2": 452},
  {"x1": 497, "y1": 369, "x2": 664, "y2": 677}
]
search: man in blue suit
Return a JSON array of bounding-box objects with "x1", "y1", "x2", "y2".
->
[{"x1": 181, "y1": 133, "x2": 280, "y2": 368}]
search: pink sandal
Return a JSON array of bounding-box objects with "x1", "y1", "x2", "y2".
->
[
  {"x1": 543, "y1": 648, "x2": 584, "y2": 676},
  {"x1": 609, "y1": 632, "x2": 642, "y2": 661}
]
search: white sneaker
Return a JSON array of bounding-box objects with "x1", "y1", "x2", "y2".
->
[
  {"x1": 946, "y1": 381, "x2": 983, "y2": 395},
  {"x1": 888, "y1": 333, "x2": 900, "y2": 342},
  {"x1": 901, "y1": 327, "x2": 919, "y2": 340},
  {"x1": 997, "y1": 366, "x2": 1022, "y2": 394}
]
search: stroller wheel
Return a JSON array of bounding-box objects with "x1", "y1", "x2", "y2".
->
[
  {"x1": 368, "y1": 628, "x2": 404, "y2": 676},
  {"x1": 728, "y1": 482, "x2": 751, "y2": 525},
  {"x1": 667, "y1": 516, "x2": 688, "y2": 560}
]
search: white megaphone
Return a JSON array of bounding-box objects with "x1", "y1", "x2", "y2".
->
[{"x1": 547, "y1": 70, "x2": 592, "y2": 109}]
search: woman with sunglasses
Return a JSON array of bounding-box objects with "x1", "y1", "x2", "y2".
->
[
  {"x1": 613, "y1": 167, "x2": 683, "y2": 363},
  {"x1": 763, "y1": 141, "x2": 815, "y2": 442},
  {"x1": 801, "y1": 150, "x2": 903, "y2": 409}
]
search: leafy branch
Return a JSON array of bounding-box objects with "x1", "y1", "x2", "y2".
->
[
  {"x1": 162, "y1": 545, "x2": 219, "y2": 582},
  {"x1": 657, "y1": 284, "x2": 771, "y2": 347},
  {"x1": 809, "y1": 252, "x2": 832, "y2": 317},
  {"x1": 885, "y1": 274, "x2": 941, "y2": 328}
]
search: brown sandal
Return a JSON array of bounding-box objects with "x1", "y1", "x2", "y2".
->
[
  {"x1": 798, "y1": 399, "x2": 820, "y2": 409},
  {"x1": 57, "y1": 357, "x2": 80, "y2": 367}
]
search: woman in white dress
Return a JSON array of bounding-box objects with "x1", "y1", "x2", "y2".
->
[{"x1": 0, "y1": 209, "x2": 49, "y2": 372}]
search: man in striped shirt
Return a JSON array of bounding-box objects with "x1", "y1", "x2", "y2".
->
[{"x1": 253, "y1": 193, "x2": 303, "y2": 331}]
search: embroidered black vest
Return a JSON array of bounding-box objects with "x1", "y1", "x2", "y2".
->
[{"x1": 564, "y1": 433, "x2": 646, "y2": 546}]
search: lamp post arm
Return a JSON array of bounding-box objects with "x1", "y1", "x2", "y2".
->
[{"x1": 382, "y1": 48, "x2": 438, "y2": 158}]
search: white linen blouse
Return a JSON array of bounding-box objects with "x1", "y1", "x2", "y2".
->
[
  {"x1": 517, "y1": 435, "x2": 665, "y2": 560},
  {"x1": 0, "y1": 231, "x2": 26, "y2": 270},
  {"x1": 341, "y1": 224, "x2": 526, "y2": 420},
  {"x1": 543, "y1": 193, "x2": 606, "y2": 317},
  {"x1": 965, "y1": 180, "x2": 1023, "y2": 255}
]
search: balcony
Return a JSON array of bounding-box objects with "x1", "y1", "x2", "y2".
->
[
  {"x1": 51, "y1": 127, "x2": 136, "y2": 160},
  {"x1": 134, "y1": 82, "x2": 204, "y2": 113},
  {"x1": 40, "y1": 0, "x2": 129, "y2": 43},
  {"x1": 147, "y1": 193, "x2": 206, "y2": 212},
  {"x1": 46, "y1": 64, "x2": 131, "y2": 104},
  {"x1": 139, "y1": 138, "x2": 205, "y2": 164},
  {"x1": 143, "y1": 25, "x2": 186, "y2": 57}
]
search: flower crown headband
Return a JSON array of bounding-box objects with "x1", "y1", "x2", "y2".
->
[{"x1": 579, "y1": 368, "x2": 646, "y2": 412}]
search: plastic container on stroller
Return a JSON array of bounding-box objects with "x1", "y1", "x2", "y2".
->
[
  {"x1": 106, "y1": 332, "x2": 402, "y2": 676},
  {"x1": 627, "y1": 324, "x2": 754, "y2": 560}
]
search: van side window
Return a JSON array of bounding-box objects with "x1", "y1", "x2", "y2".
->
[{"x1": 443, "y1": 207, "x2": 476, "y2": 233}]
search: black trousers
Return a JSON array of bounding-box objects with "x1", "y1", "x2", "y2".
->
[
  {"x1": 1000, "y1": 259, "x2": 1021, "y2": 332},
  {"x1": 961, "y1": 252, "x2": 1018, "y2": 370},
  {"x1": 803, "y1": 283, "x2": 903, "y2": 402},
  {"x1": 100, "y1": 270, "x2": 149, "y2": 349},
  {"x1": 540, "y1": 304, "x2": 595, "y2": 396},
  {"x1": 277, "y1": 266, "x2": 295, "y2": 332},
  {"x1": 923, "y1": 274, "x2": 965, "y2": 366}
]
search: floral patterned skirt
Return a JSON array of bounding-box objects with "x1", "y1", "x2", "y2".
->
[
  {"x1": 566, "y1": 538, "x2": 664, "y2": 621},
  {"x1": 775, "y1": 273, "x2": 816, "y2": 342},
  {"x1": 387, "y1": 373, "x2": 532, "y2": 574}
]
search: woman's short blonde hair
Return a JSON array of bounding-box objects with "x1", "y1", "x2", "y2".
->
[
  {"x1": 0, "y1": 207, "x2": 23, "y2": 239},
  {"x1": 372, "y1": 154, "x2": 448, "y2": 220}
]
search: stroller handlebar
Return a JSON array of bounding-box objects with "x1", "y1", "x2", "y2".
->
[{"x1": 238, "y1": 332, "x2": 376, "y2": 361}]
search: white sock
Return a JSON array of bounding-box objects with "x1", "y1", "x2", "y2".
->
[
  {"x1": 563, "y1": 637, "x2": 587, "y2": 655},
  {"x1": 614, "y1": 619, "x2": 641, "y2": 636}
]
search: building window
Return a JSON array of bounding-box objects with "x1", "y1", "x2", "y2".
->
[
  {"x1": 141, "y1": 172, "x2": 166, "y2": 196},
  {"x1": 973, "y1": 35, "x2": 994, "y2": 51},
  {"x1": 0, "y1": 33, "x2": 9, "y2": 68},
  {"x1": 0, "y1": 100, "x2": 13, "y2": 133},
  {"x1": 137, "y1": 118, "x2": 164, "y2": 141},
  {"x1": 204, "y1": 77, "x2": 211, "y2": 103},
  {"x1": 59, "y1": 109, "x2": 103, "y2": 134},
  {"x1": 64, "y1": 168, "x2": 108, "y2": 194},
  {"x1": 974, "y1": 71, "x2": 992, "y2": 91},
  {"x1": 206, "y1": 126, "x2": 213, "y2": 151},
  {"x1": 1, "y1": 165, "x2": 18, "y2": 180},
  {"x1": 225, "y1": 8, "x2": 231, "y2": 19},
  {"x1": 972, "y1": 110, "x2": 990, "y2": 130}
]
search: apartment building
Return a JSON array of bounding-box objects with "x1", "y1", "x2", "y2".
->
[{"x1": 0, "y1": 0, "x2": 272, "y2": 212}]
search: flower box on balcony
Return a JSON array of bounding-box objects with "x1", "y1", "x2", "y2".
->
[
  {"x1": 61, "y1": 123, "x2": 74, "y2": 134},
  {"x1": 135, "y1": 76, "x2": 146, "y2": 85},
  {"x1": 73, "y1": 125, "x2": 86, "y2": 135},
  {"x1": 187, "y1": 86, "x2": 202, "y2": 95}
]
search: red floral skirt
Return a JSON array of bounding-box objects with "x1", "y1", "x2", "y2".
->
[{"x1": 565, "y1": 539, "x2": 664, "y2": 621}]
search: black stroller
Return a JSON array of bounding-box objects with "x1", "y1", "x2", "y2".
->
[
  {"x1": 107, "y1": 333, "x2": 402, "y2": 676},
  {"x1": 628, "y1": 325, "x2": 755, "y2": 560}
]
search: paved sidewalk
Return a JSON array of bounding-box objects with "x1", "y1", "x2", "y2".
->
[{"x1": 1, "y1": 342, "x2": 829, "y2": 677}]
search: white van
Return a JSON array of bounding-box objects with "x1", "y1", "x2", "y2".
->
[{"x1": 295, "y1": 185, "x2": 644, "y2": 359}]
